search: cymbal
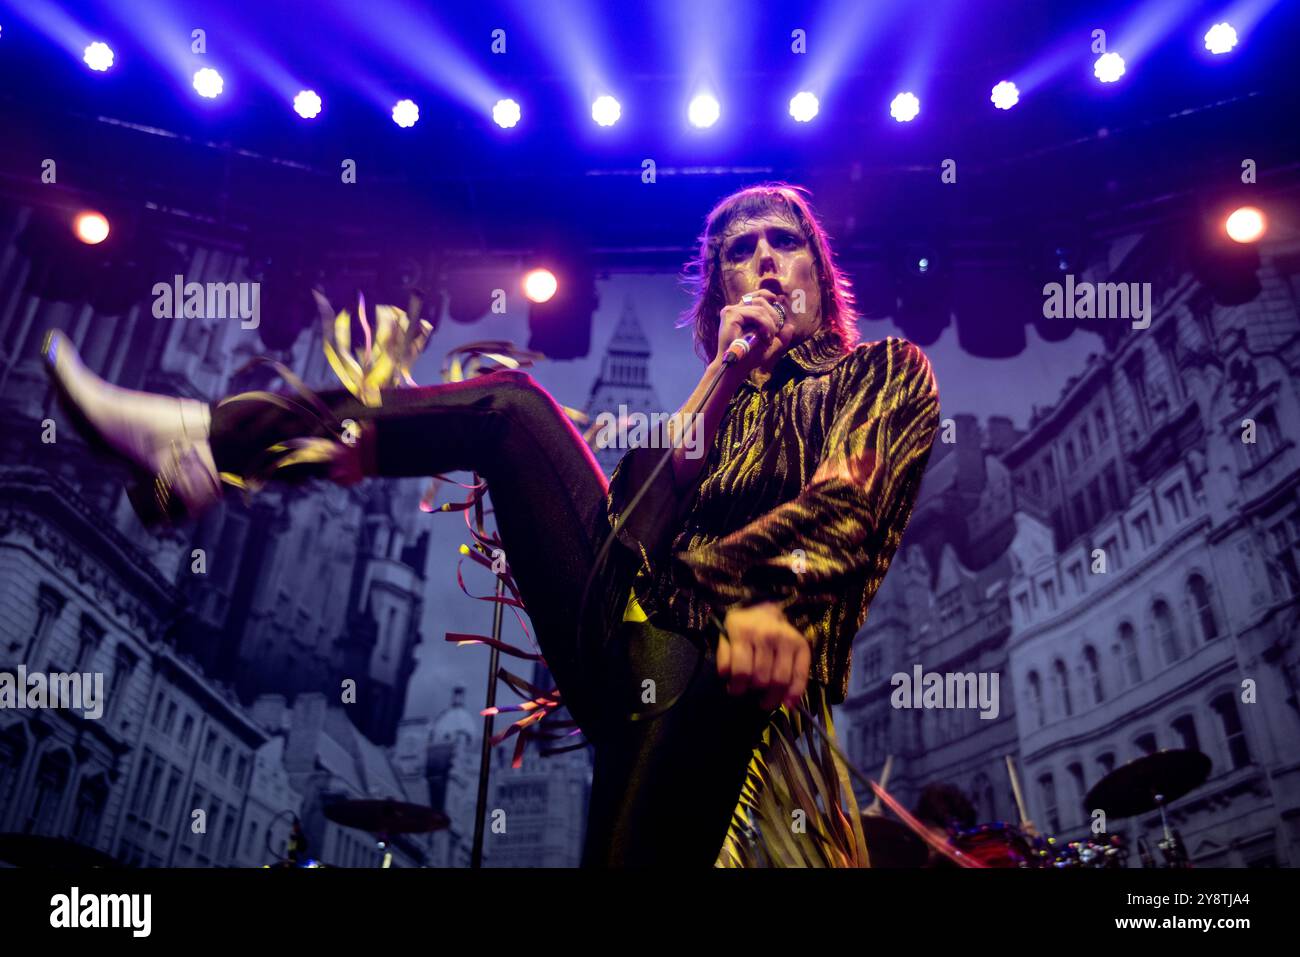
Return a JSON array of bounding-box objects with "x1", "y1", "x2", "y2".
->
[
  {"x1": 322, "y1": 799, "x2": 449, "y2": 835},
  {"x1": 0, "y1": 833, "x2": 120, "y2": 868},
  {"x1": 1084, "y1": 749, "x2": 1211, "y2": 819},
  {"x1": 858, "y1": 813, "x2": 928, "y2": 868}
]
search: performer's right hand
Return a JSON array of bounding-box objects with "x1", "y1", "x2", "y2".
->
[
  {"x1": 714, "y1": 288, "x2": 796, "y2": 376},
  {"x1": 716, "y1": 600, "x2": 812, "y2": 712}
]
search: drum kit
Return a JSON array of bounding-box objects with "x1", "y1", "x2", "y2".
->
[
  {"x1": 269, "y1": 798, "x2": 450, "y2": 868},
  {"x1": 861, "y1": 748, "x2": 1212, "y2": 869}
]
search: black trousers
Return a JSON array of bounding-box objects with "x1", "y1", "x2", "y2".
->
[{"x1": 208, "y1": 370, "x2": 772, "y2": 866}]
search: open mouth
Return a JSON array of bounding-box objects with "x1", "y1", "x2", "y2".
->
[{"x1": 758, "y1": 278, "x2": 784, "y2": 296}]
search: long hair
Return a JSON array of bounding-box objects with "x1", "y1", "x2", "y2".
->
[{"x1": 677, "y1": 182, "x2": 859, "y2": 363}]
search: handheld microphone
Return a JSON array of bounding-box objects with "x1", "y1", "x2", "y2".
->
[{"x1": 723, "y1": 302, "x2": 787, "y2": 364}]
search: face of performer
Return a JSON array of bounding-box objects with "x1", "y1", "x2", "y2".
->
[{"x1": 718, "y1": 211, "x2": 824, "y2": 346}]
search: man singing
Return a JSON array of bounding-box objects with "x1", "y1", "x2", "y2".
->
[{"x1": 42, "y1": 182, "x2": 939, "y2": 866}]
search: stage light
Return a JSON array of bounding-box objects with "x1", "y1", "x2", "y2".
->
[
  {"x1": 83, "y1": 41, "x2": 114, "y2": 72},
  {"x1": 392, "y1": 99, "x2": 419, "y2": 127},
  {"x1": 990, "y1": 81, "x2": 1019, "y2": 110},
  {"x1": 1225, "y1": 206, "x2": 1266, "y2": 243},
  {"x1": 917, "y1": 257, "x2": 930, "y2": 273},
  {"x1": 73, "y1": 211, "x2": 109, "y2": 245},
  {"x1": 890, "y1": 92, "x2": 920, "y2": 122},
  {"x1": 591, "y1": 95, "x2": 621, "y2": 127},
  {"x1": 293, "y1": 90, "x2": 322, "y2": 119},
  {"x1": 193, "y1": 67, "x2": 224, "y2": 98},
  {"x1": 1204, "y1": 23, "x2": 1238, "y2": 55},
  {"x1": 1093, "y1": 52, "x2": 1125, "y2": 83},
  {"x1": 789, "y1": 91, "x2": 819, "y2": 122},
  {"x1": 523, "y1": 268, "x2": 558, "y2": 303},
  {"x1": 493, "y1": 98, "x2": 521, "y2": 129},
  {"x1": 688, "y1": 94, "x2": 720, "y2": 128}
]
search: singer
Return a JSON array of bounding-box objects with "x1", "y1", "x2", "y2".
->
[{"x1": 40, "y1": 182, "x2": 939, "y2": 867}]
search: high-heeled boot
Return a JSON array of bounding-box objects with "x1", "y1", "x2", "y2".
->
[{"x1": 41, "y1": 329, "x2": 223, "y2": 527}]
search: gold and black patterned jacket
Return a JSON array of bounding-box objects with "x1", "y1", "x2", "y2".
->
[{"x1": 606, "y1": 324, "x2": 940, "y2": 705}]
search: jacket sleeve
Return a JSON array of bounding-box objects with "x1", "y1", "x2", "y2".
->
[
  {"x1": 671, "y1": 337, "x2": 940, "y2": 631},
  {"x1": 606, "y1": 443, "x2": 697, "y2": 570}
]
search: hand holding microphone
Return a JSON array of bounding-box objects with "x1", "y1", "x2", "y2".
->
[{"x1": 716, "y1": 288, "x2": 795, "y2": 374}]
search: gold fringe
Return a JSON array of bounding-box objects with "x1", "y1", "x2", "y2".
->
[{"x1": 715, "y1": 684, "x2": 871, "y2": 868}]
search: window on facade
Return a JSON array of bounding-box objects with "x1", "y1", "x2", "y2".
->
[
  {"x1": 218, "y1": 746, "x2": 232, "y2": 779},
  {"x1": 1088, "y1": 478, "x2": 1105, "y2": 521},
  {"x1": 1027, "y1": 672, "x2": 1044, "y2": 727},
  {"x1": 1053, "y1": 659, "x2": 1073, "y2": 717},
  {"x1": 1042, "y1": 580, "x2": 1057, "y2": 612},
  {"x1": 179, "y1": 715, "x2": 194, "y2": 747},
  {"x1": 1134, "y1": 513, "x2": 1155, "y2": 549},
  {"x1": 1125, "y1": 356, "x2": 1150, "y2": 428},
  {"x1": 1118, "y1": 623, "x2": 1141, "y2": 685},
  {"x1": 75, "y1": 615, "x2": 104, "y2": 672},
  {"x1": 1080, "y1": 423, "x2": 1093, "y2": 459},
  {"x1": 23, "y1": 585, "x2": 66, "y2": 664},
  {"x1": 1172, "y1": 715, "x2": 1201, "y2": 753},
  {"x1": 235, "y1": 756, "x2": 250, "y2": 789},
  {"x1": 105, "y1": 646, "x2": 138, "y2": 721},
  {"x1": 1083, "y1": 645, "x2": 1104, "y2": 704},
  {"x1": 1016, "y1": 593, "x2": 1031, "y2": 621},
  {"x1": 27, "y1": 751, "x2": 72, "y2": 835},
  {"x1": 1097, "y1": 752, "x2": 1116, "y2": 776},
  {"x1": 1104, "y1": 464, "x2": 1122, "y2": 511},
  {"x1": 150, "y1": 693, "x2": 166, "y2": 729},
  {"x1": 1135, "y1": 732, "x2": 1158, "y2": 756},
  {"x1": 1095, "y1": 408, "x2": 1109, "y2": 442},
  {"x1": 1037, "y1": 774, "x2": 1061, "y2": 833},
  {"x1": 1153, "y1": 600, "x2": 1182, "y2": 664},
  {"x1": 1073, "y1": 493, "x2": 1089, "y2": 534},
  {"x1": 1067, "y1": 763, "x2": 1087, "y2": 821},
  {"x1": 1265, "y1": 511, "x2": 1300, "y2": 599},
  {"x1": 202, "y1": 731, "x2": 217, "y2": 764},
  {"x1": 130, "y1": 751, "x2": 154, "y2": 814},
  {"x1": 1187, "y1": 574, "x2": 1219, "y2": 641},
  {"x1": 70, "y1": 776, "x2": 107, "y2": 846},
  {"x1": 1065, "y1": 441, "x2": 1078, "y2": 471},
  {"x1": 163, "y1": 702, "x2": 178, "y2": 735},
  {"x1": 1164, "y1": 484, "x2": 1190, "y2": 522},
  {"x1": 159, "y1": 769, "x2": 182, "y2": 827},
  {"x1": 1211, "y1": 694, "x2": 1251, "y2": 770},
  {"x1": 1242, "y1": 408, "x2": 1282, "y2": 468},
  {"x1": 1068, "y1": 563, "x2": 1084, "y2": 595},
  {"x1": 1101, "y1": 536, "x2": 1122, "y2": 572}
]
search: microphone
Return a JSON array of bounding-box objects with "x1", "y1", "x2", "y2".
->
[{"x1": 723, "y1": 302, "x2": 786, "y2": 365}]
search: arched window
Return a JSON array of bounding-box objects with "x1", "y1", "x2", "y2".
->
[
  {"x1": 24, "y1": 749, "x2": 72, "y2": 835},
  {"x1": 1210, "y1": 694, "x2": 1251, "y2": 770},
  {"x1": 0, "y1": 724, "x2": 30, "y2": 813},
  {"x1": 1053, "y1": 659, "x2": 1073, "y2": 717},
  {"x1": 1153, "y1": 600, "x2": 1182, "y2": 664},
  {"x1": 71, "y1": 774, "x2": 109, "y2": 846},
  {"x1": 1187, "y1": 574, "x2": 1219, "y2": 642},
  {"x1": 1118, "y1": 623, "x2": 1141, "y2": 686},
  {"x1": 1083, "y1": 645, "x2": 1104, "y2": 704},
  {"x1": 1027, "y1": 671, "x2": 1045, "y2": 727}
]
